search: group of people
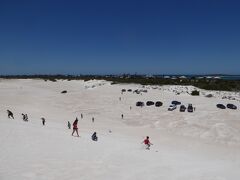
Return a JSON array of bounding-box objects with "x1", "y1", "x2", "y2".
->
[
  {"x1": 8, "y1": 110, "x2": 46, "y2": 125},
  {"x1": 7, "y1": 110, "x2": 45, "y2": 126},
  {"x1": 70, "y1": 117, "x2": 152, "y2": 148},
  {"x1": 21, "y1": 113, "x2": 28, "y2": 121},
  {"x1": 6, "y1": 110, "x2": 153, "y2": 149},
  {"x1": 70, "y1": 118, "x2": 98, "y2": 141}
]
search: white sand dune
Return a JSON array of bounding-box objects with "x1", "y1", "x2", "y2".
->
[{"x1": 0, "y1": 79, "x2": 240, "y2": 180}]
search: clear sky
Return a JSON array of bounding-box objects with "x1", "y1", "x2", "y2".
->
[{"x1": 0, "y1": 0, "x2": 240, "y2": 75}]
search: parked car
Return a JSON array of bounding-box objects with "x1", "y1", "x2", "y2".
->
[
  {"x1": 168, "y1": 105, "x2": 177, "y2": 111},
  {"x1": 136, "y1": 101, "x2": 144, "y2": 107},
  {"x1": 146, "y1": 101, "x2": 155, "y2": 106},
  {"x1": 216, "y1": 104, "x2": 226, "y2": 109},
  {"x1": 180, "y1": 105, "x2": 186, "y2": 112},
  {"x1": 133, "y1": 90, "x2": 140, "y2": 94},
  {"x1": 155, "y1": 101, "x2": 163, "y2": 107},
  {"x1": 171, "y1": 101, "x2": 181, "y2": 106},
  {"x1": 187, "y1": 104, "x2": 193, "y2": 112},
  {"x1": 227, "y1": 104, "x2": 237, "y2": 110},
  {"x1": 121, "y1": 89, "x2": 126, "y2": 92}
]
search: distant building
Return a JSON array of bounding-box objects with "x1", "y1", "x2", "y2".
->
[
  {"x1": 206, "y1": 76, "x2": 213, "y2": 79},
  {"x1": 164, "y1": 76, "x2": 170, "y2": 79},
  {"x1": 179, "y1": 76, "x2": 187, "y2": 79},
  {"x1": 146, "y1": 74, "x2": 153, "y2": 78}
]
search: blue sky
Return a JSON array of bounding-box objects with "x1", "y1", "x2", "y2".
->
[{"x1": 0, "y1": 0, "x2": 240, "y2": 75}]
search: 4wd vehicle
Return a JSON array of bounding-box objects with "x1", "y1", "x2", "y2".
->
[
  {"x1": 216, "y1": 104, "x2": 226, "y2": 109},
  {"x1": 155, "y1": 101, "x2": 163, "y2": 107},
  {"x1": 121, "y1": 89, "x2": 126, "y2": 92},
  {"x1": 227, "y1": 104, "x2": 237, "y2": 110},
  {"x1": 187, "y1": 104, "x2": 193, "y2": 112},
  {"x1": 146, "y1": 101, "x2": 155, "y2": 106},
  {"x1": 180, "y1": 105, "x2": 186, "y2": 112},
  {"x1": 168, "y1": 105, "x2": 177, "y2": 111},
  {"x1": 136, "y1": 101, "x2": 144, "y2": 107},
  {"x1": 171, "y1": 101, "x2": 181, "y2": 106}
]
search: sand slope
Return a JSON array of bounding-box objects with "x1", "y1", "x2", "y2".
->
[{"x1": 0, "y1": 79, "x2": 240, "y2": 180}]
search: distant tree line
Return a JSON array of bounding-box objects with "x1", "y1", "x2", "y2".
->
[{"x1": 0, "y1": 75, "x2": 240, "y2": 92}]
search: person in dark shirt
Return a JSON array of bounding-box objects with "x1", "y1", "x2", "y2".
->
[
  {"x1": 68, "y1": 121, "x2": 71, "y2": 129},
  {"x1": 21, "y1": 113, "x2": 26, "y2": 121},
  {"x1": 91, "y1": 132, "x2": 98, "y2": 141},
  {"x1": 41, "y1": 118, "x2": 46, "y2": 126},
  {"x1": 7, "y1": 110, "x2": 14, "y2": 119}
]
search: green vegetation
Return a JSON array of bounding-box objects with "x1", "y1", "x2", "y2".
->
[
  {"x1": 0, "y1": 75, "x2": 240, "y2": 92},
  {"x1": 191, "y1": 90, "x2": 200, "y2": 96}
]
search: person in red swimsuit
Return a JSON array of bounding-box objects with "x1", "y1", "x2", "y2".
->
[
  {"x1": 142, "y1": 136, "x2": 153, "y2": 149},
  {"x1": 72, "y1": 118, "x2": 79, "y2": 137}
]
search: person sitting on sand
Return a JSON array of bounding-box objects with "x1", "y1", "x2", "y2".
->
[
  {"x1": 142, "y1": 136, "x2": 153, "y2": 150},
  {"x1": 72, "y1": 118, "x2": 79, "y2": 137},
  {"x1": 7, "y1": 110, "x2": 14, "y2": 119},
  {"x1": 91, "y1": 132, "x2": 98, "y2": 141}
]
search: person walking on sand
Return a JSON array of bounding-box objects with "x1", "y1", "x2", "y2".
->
[
  {"x1": 25, "y1": 114, "x2": 28, "y2": 121},
  {"x1": 21, "y1": 113, "x2": 26, "y2": 121},
  {"x1": 7, "y1": 110, "x2": 14, "y2": 119},
  {"x1": 81, "y1": 113, "x2": 83, "y2": 119},
  {"x1": 92, "y1": 117, "x2": 95, "y2": 123},
  {"x1": 121, "y1": 114, "x2": 124, "y2": 119},
  {"x1": 142, "y1": 136, "x2": 153, "y2": 150},
  {"x1": 21, "y1": 113, "x2": 28, "y2": 121},
  {"x1": 68, "y1": 121, "x2": 71, "y2": 129},
  {"x1": 41, "y1": 118, "x2": 46, "y2": 126},
  {"x1": 72, "y1": 118, "x2": 79, "y2": 137}
]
